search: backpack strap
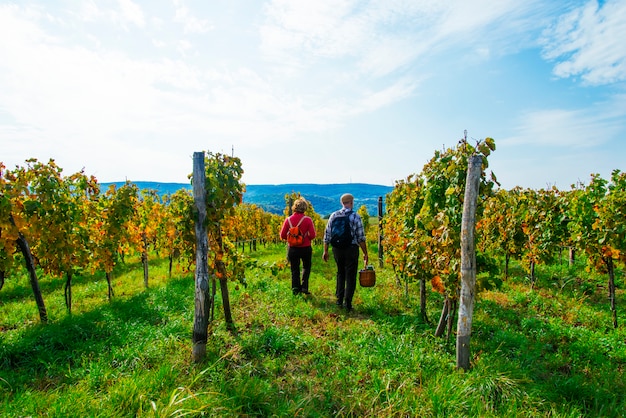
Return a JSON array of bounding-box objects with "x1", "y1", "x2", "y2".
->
[
  {"x1": 287, "y1": 216, "x2": 305, "y2": 227},
  {"x1": 343, "y1": 211, "x2": 355, "y2": 238},
  {"x1": 287, "y1": 216, "x2": 307, "y2": 232}
]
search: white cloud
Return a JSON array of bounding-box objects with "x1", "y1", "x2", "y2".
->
[
  {"x1": 117, "y1": 0, "x2": 145, "y2": 28},
  {"x1": 259, "y1": 0, "x2": 364, "y2": 67},
  {"x1": 74, "y1": 0, "x2": 145, "y2": 28},
  {"x1": 74, "y1": 1, "x2": 102, "y2": 22},
  {"x1": 541, "y1": 0, "x2": 626, "y2": 85},
  {"x1": 354, "y1": 77, "x2": 422, "y2": 113},
  {"x1": 173, "y1": 0, "x2": 213, "y2": 34},
  {"x1": 258, "y1": 0, "x2": 567, "y2": 86},
  {"x1": 502, "y1": 101, "x2": 625, "y2": 148}
]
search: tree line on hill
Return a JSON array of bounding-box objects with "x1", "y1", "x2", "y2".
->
[{"x1": 102, "y1": 181, "x2": 392, "y2": 217}]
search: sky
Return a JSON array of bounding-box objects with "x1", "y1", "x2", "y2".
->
[{"x1": 1, "y1": 0, "x2": 625, "y2": 190}]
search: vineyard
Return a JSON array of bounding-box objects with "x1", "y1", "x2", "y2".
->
[{"x1": 1, "y1": 140, "x2": 626, "y2": 416}]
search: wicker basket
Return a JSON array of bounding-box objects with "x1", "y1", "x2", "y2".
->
[{"x1": 358, "y1": 268, "x2": 376, "y2": 287}]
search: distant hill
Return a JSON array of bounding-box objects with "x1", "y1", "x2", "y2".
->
[
  {"x1": 101, "y1": 182, "x2": 393, "y2": 217},
  {"x1": 243, "y1": 183, "x2": 393, "y2": 217},
  {"x1": 101, "y1": 181, "x2": 192, "y2": 196}
]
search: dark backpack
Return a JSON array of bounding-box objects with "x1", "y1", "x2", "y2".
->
[{"x1": 330, "y1": 211, "x2": 353, "y2": 248}]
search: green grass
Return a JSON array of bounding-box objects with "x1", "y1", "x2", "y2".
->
[{"x1": 1, "y1": 243, "x2": 625, "y2": 417}]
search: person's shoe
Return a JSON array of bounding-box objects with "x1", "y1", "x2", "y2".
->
[
  {"x1": 336, "y1": 299, "x2": 343, "y2": 306},
  {"x1": 292, "y1": 288, "x2": 301, "y2": 295},
  {"x1": 345, "y1": 304, "x2": 352, "y2": 313},
  {"x1": 301, "y1": 290, "x2": 311, "y2": 295}
]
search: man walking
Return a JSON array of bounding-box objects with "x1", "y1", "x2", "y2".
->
[{"x1": 322, "y1": 193, "x2": 368, "y2": 312}]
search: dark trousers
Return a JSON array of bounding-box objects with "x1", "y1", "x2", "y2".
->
[
  {"x1": 332, "y1": 245, "x2": 359, "y2": 308},
  {"x1": 288, "y1": 246, "x2": 313, "y2": 293}
]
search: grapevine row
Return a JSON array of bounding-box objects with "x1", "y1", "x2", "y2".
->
[
  {"x1": 0, "y1": 154, "x2": 284, "y2": 321},
  {"x1": 382, "y1": 137, "x2": 625, "y2": 330}
]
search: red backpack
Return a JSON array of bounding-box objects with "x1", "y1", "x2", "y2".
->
[{"x1": 286, "y1": 217, "x2": 306, "y2": 246}]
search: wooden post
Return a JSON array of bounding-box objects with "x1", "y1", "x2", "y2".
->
[
  {"x1": 14, "y1": 227, "x2": 48, "y2": 323},
  {"x1": 377, "y1": 196, "x2": 383, "y2": 268},
  {"x1": 569, "y1": 247, "x2": 575, "y2": 266},
  {"x1": 607, "y1": 257, "x2": 618, "y2": 329},
  {"x1": 192, "y1": 152, "x2": 210, "y2": 362},
  {"x1": 456, "y1": 155, "x2": 482, "y2": 371},
  {"x1": 141, "y1": 237, "x2": 149, "y2": 289}
]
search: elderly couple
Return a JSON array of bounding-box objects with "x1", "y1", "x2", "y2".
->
[{"x1": 279, "y1": 193, "x2": 368, "y2": 312}]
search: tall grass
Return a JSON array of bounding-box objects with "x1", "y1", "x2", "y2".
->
[{"x1": 1, "y1": 243, "x2": 625, "y2": 417}]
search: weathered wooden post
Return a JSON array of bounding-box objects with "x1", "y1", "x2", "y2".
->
[
  {"x1": 13, "y1": 220, "x2": 48, "y2": 323},
  {"x1": 456, "y1": 155, "x2": 482, "y2": 371},
  {"x1": 377, "y1": 196, "x2": 383, "y2": 268},
  {"x1": 192, "y1": 151, "x2": 210, "y2": 362}
]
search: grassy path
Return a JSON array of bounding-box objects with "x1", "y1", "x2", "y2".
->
[{"x1": 1, "y1": 243, "x2": 625, "y2": 417}]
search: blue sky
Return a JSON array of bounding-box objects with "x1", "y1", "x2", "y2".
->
[{"x1": 1, "y1": 0, "x2": 625, "y2": 190}]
